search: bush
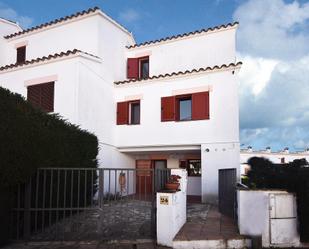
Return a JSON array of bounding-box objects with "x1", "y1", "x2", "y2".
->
[
  {"x1": 246, "y1": 157, "x2": 309, "y2": 242},
  {"x1": 0, "y1": 87, "x2": 99, "y2": 243},
  {"x1": 0, "y1": 87, "x2": 98, "y2": 188}
]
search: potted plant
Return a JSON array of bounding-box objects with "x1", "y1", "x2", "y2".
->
[{"x1": 165, "y1": 175, "x2": 181, "y2": 191}]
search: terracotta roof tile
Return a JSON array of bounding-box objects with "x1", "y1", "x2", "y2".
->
[
  {"x1": 127, "y1": 22, "x2": 238, "y2": 49},
  {"x1": 114, "y1": 62, "x2": 242, "y2": 85},
  {"x1": 4, "y1": 7, "x2": 100, "y2": 39},
  {"x1": 0, "y1": 49, "x2": 100, "y2": 72}
]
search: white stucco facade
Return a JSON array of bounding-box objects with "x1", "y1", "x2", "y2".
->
[{"x1": 0, "y1": 8, "x2": 241, "y2": 203}]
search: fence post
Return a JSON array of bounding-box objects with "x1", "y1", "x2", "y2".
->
[
  {"x1": 98, "y1": 169, "x2": 104, "y2": 233},
  {"x1": 23, "y1": 180, "x2": 31, "y2": 239}
]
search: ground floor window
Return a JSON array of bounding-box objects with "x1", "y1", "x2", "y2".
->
[{"x1": 180, "y1": 159, "x2": 201, "y2": 176}]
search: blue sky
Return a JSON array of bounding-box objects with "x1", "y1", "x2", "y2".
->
[{"x1": 1, "y1": 0, "x2": 309, "y2": 152}]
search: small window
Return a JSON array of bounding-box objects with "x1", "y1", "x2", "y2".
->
[
  {"x1": 139, "y1": 57, "x2": 149, "y2": 79},
  {"x1": 16, "y1": 46, "x2": 26, "y2": 64},
  {"x1": 178, "y1": 96, "x2": 192, "y2": 121},
  {"x1": 130, "y1": 101, "x2": 140, "y2": 125},
  {"x1": 187, "y1": 159, "x2": 201, "y2": 177}
]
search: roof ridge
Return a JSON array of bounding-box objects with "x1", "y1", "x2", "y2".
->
[
  {"x1": 0, "y1": 49, "x2": 100, "y2": 71},
  {"x1": 0, "y1": 17, "x2": 18, "y2": 25},
  {"x1": 114, "y1": 62, "x2": 242, "y2": 85},
  {"x1": 127, "y1": 22, "x2": 239, "y2": 49},
  {"x1": 4, "y1": 7, "x2": 100, "y2": 39}
]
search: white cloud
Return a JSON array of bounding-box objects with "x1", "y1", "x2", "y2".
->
[
  {"x1": 118, "y1": 8, "x2": 140, "y2": 23},
  {"x1": 0, "y1": 2, "x2": 33, "y2": 28},
  {"x1": 234, "y1": 0, "x2": 309, "y2": 60},
  {"x1": 234, "y1": 0, "x2": 309, "y2": 151}
]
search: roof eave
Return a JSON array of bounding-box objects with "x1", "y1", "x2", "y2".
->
[
  {"x1": 114, "y1": 62, "x2": 242, "y2": 85},
  {"x1": 126, "y1": 22, "x2": 239, "y2": 50}
]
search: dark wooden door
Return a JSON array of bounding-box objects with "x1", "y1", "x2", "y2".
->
[
  {"x1": 136, "y1": 160, "x2": 152, "y2": 194},
  {"x1": 218, "y1": 168, "x2": 237, "y2": 218}
]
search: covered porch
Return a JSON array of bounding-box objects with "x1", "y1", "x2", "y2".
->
[{"x1": 118, "y1": 144, "x2": 202, "y2": 201}]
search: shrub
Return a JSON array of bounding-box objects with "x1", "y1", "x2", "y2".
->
[
  {"x1": 0, "y1": 87, "x2": 99, "y2": 243},
  {"x1": 0, "y1": 87, "x2": 98, "y2": 188}
]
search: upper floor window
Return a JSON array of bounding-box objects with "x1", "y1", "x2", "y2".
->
[
  {"x1": 130, "y1": 101, "x2": 140, "y2": 124},
  {"x1": 127, "y1": 56, "x2": 149, "y2": 80},
  {"x1": 117, "y1": 100, "x2": 140, "y2": 125},
  {"x1": 16, "y1": 46, "x2": 26, "y2": 64},
  {"x1": 27, "y1": 82, "x2": 54, "y2": 112},
  {"x1": 161, "y1": 91, "x2": 209, "y2": 122},
  {"x1": 139, "y1": 57, "x2": 149, "y2": 79},
  {"x1": 178, "y1": 96, "x2": 192, "y2": 121}
]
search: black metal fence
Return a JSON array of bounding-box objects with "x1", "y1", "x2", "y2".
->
[{"x1": 10, "y1": 167, "x2": 170, "y2": 241}]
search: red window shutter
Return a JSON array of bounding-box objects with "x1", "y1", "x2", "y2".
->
[
  {"x1": 192, "y1": 91, "x2": 209, "y2": 120},
  {"x1": 161, "y1": 96, "x2": 175, "y2": 121},
  {"x1": 27, "y1": 82, "x2": 54, "y2": 112},
  {"x1": 127, "y1": 58, "x2": 139, "y2": 79},
  {"x1": 117, "y1": 101, "x2": 129, "y2": 125},
  {"x1": 27, "y1": 85, "x2": 41, "y2": 107},
  {"x1": 40, "y1": 82, "x2": 54, "y2": 112}
]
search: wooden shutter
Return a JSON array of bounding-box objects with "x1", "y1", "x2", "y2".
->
[
  {"x1": 117, "y1": 101, "x2": 129, "y2": 125},
  {"x1": 40, "y1": 82, "x2": 54, "y2": 112},
  {"x1": 27, "y1": 82, "x2": 54, "y2": 112},
  {"x1": 161, "y1": 96, "x2": 175, "y2": 121},
  {"x1": 127, "y1": 58, "x2": 139, "y2": 79},
  {"x1": 192, "y1": 91, "x2": 209, "y2": 120},
  {"x1": 16, "y1": 46, "x2": 26, "y2": 64}
]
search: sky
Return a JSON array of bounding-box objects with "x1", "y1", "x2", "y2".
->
[{"x1": 0, "y1": 0, "x2": 309, "y2": 152}]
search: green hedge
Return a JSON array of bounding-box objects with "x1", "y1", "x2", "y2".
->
[
  {"x1": 246, "y1": 157, "x2": 309, "y2": 242},
  {"x1": 0, "y1": 87, "x2": 98, "y2": 188},
  {"x1": 0, "y1": 87, "x2": 98, "y2": 243}
]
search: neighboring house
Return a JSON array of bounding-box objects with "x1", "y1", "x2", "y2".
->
[
  {"x1": 240, "y1": 146, "x2": 309, "y2": 175},
  {"x1": 0, "y1": 7, "x2": 241, "y2": 204}
]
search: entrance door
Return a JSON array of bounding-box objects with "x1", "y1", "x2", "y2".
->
[
  {"x1": 136, "y1": 160, "x2": 167, "y2": 195},
  {"x1": 218, "y1": 168, "x2": 237, "y2": 218},
  {"x1": 136, "y1": 160, "x2": 152, "y2": 195}
]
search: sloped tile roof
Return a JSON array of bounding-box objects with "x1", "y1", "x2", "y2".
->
[
  {"x1": 0, "y1": 49, "x2": 100, "y2": 72},
  {"x1": 114, "y1": 62, "x2": 242, "y2": 85},
  {"x1": 4, "y1": 7, "x2": 100, "y2": 39},
  {"x1": 127, "y1": 22, "x2": 239, "y2": 49}
]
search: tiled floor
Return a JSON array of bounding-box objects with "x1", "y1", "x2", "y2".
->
[{"x1": 174, "y1": 205, "x2": 244, "y2": 241}]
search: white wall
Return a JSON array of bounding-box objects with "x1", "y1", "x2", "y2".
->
[
  {"x1": 0, "y1": 20, "x2": 21, "y2": 66},
  {"x1": 202, "y1": 142, "x2": 240, "y2": 204},
  {"x1": 187, "y1": 177, "x2": 201, "y2": 196},
  {"x1": 2, "y1": 15, "x2": 100, "y2": 66},
  {"x1": 115, "y1": 69, "x2": 239, "y2": 148},
  {"x1": 0, "y1": 58, "x2": 80, "y2": 124},
  {"x1": 238, "y1": 189, "x2": 300, "y2": 248},
  {"x1": 126, "y1": 27, "x2": 237, "y2": 76},
  {"x1": 157, "y1": 169, "x2": 187, "y2": 247}
]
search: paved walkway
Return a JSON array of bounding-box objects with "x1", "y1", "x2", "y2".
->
[{"x1": 174, "y1": 205, "x2": 243, "y2": 241}]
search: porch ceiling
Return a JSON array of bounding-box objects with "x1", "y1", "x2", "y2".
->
[{"x1": 117, "y1": 144, "x2": 201, "y2": 154}]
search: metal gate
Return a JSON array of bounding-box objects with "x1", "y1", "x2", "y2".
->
[
  {"x1": 218, "y1": 168, "x2": 237, "y2": 218},
  {"x1": 10, "y1": 167, "x2": 170, "y2": 241}
]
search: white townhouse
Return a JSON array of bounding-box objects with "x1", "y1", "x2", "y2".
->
[{"x1": 0, "y1": 7, "x2": 241, "y2": 203}]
